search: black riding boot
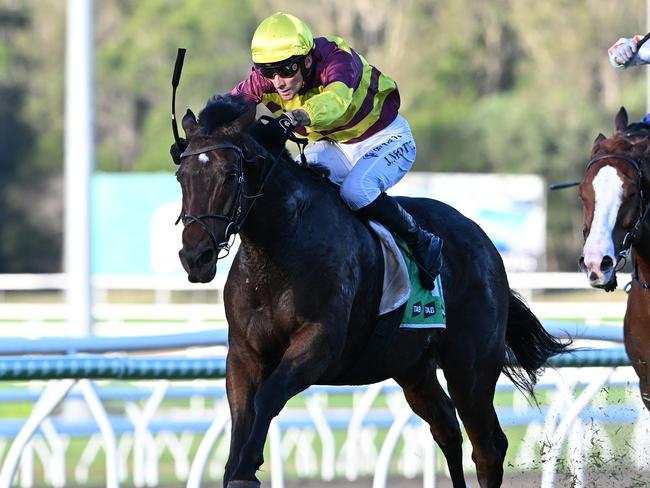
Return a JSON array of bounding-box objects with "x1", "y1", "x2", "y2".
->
[{"x1": 357, "y1": 193, "x2": 443, "y2": 290}]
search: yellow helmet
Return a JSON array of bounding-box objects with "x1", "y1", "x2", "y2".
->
[{"x1": 251, "y1": 12, "x2": 314, "y2": 64}]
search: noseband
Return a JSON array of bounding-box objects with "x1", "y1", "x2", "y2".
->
[{"x1": 586, "y1": 152, "x2": 650, "y2": 258}]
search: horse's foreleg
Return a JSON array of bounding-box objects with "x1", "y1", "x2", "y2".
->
[
  {"x1": 395, "y1": 366, "x2": 467, "y2": 487},
  {"x1": 228, "y1": 324, "x2": 334, "y2": 485},
  {"x1": 624, "y1": 302, "x2": 650, "y2": 412},
  {"x1": 628, "y1": 344, "x2": 650, "y2": 410},
  {"x1": 224, "y1": 349, "x2": 265, "y2": 488}
]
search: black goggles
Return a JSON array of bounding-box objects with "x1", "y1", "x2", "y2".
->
[{"x1": 255, "y1": 56, "x2": 303, "y2": 79}]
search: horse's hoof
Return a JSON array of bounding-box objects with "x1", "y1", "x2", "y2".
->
[{"x1": 227, "y1": 481, "x2": 260, "y2": 488}]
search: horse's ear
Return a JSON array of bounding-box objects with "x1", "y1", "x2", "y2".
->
[
  {"x1": 615, "y1": 106, "x2": 628, "y2": 132},
  {"x1": 592, "y1": 133, "x2": 606, "y2": 148},
  {"x1": 182, "y1": 109, "x2": 198, "y2": 137}
]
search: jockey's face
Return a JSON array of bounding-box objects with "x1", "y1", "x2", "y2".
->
[{"x1": 270, "y1": 55, "x2": 312, "y2": 101}]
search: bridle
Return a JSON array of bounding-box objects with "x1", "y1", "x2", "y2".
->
[
  {"x1": 585, "y1": 152, "x2": 650, "y2": 259},
  {"x1": 585, "y1": 152, "x2": 650, "y2": 289},
  {"x1": 175, "y1": 140, "x2": 280, "y2": 260},
  {"x1": 175, "y1": 143, "x2": 245, "y2": 258}
]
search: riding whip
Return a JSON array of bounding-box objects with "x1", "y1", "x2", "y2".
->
[
  {"x1": 171, "y1": 48, "x2": 187, "y2": 146},
  {"x1": 637, "y1": 32, "x2": 650, "y2": 50}
]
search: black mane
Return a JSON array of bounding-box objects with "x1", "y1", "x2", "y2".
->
[{"x1": 198, "y1": 93, "x2": 252, "y2": 134}]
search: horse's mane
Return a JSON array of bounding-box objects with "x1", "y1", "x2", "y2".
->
[{"x1": 198, "y1": 93, "x2": 252, "y2": 134}]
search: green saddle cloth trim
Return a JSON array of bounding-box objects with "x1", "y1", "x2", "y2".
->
[{"x1": 395, "y1": 237, "x2": 446, "y2": 329}]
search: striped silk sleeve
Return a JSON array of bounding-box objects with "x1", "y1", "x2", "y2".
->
[
  {"x1": 231, "y1": 69, "x2": 275, "y2": 104},
  {"x1": 302, "y1": 81, "x2": 354, "y2": 130}
]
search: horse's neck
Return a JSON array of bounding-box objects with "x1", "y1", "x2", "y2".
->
[{"x1": 239, "y1": 158, "x2": 331, "y2": 248}]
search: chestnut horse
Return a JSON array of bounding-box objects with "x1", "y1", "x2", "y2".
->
[
  {"x1": 174, "y1": 94, "x2": 569, "y2": 488},
  {"x1": 579, "y1": 107, "x2": 650, "y2": 411}
]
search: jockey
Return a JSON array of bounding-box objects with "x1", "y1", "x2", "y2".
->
[
  {"x1": 231, "y1": 11, "x2": 443, "y2": 289},
  {"x1": 608, "y1": 35, "x2": 650, "y2": 124}
]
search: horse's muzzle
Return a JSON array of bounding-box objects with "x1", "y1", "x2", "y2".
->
[
  {"x1": 178, "y1": 246, "x2": 217, "y2": 283},
  {"x1": 579, "y1": 254, "x2": 617, "y2": 291}
]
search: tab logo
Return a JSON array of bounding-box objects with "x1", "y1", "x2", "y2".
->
[
  {"x1": 411, "y1": 301, "x2": 422, "y2": 318},
  {"x1": 424, "y1": 301, "x2": 436, "y2": 318}
]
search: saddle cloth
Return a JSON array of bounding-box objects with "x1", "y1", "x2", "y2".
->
[
  {"x1": 368, "y1": 221, "x2": 446, "y2": 329},
  {"x1": 368, "y1": 221, "x2": 411, "y2": 314}
]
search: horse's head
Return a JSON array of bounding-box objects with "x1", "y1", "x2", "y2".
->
[
  {"x1": 175, "y1": 95, "x2": 257, "y2": 283},
  {"x1": 578, "y1": 107, "x2": 650, "y2": 291}
]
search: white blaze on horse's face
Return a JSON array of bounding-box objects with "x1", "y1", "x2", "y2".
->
[
  {"x1": 198, "y1": 153, "x2": 209, "y2": 163},
  {"x1": 582, "y1": 165, "x2": 623, "y2": 286}
]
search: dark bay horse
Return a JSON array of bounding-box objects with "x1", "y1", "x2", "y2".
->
[
  {"x1": 174, "y1": 94, "x2": 569, "y2": 488},
  {"x1": 578, "y1": 106, "x2": 650, "y2": 411}
]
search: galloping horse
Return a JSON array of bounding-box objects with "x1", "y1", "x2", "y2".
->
[
  {"x1": 578, "y1": 107, "x2": 650, "y2": 411},
  {"x1": 174, "y1": 94, "x2": 569, "y2": 488}
]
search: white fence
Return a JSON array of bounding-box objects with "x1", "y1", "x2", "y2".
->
[{"x1": 0, "y1": 272, "x2": 632, "y2": 335}]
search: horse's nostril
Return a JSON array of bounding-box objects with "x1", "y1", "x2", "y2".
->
[
  {"x1": 601, "y1": 256, "x2": 614, "y2": 272},
  {"x1": 589, "y1": 271, "x2": 598, "y2": 282},
  {"x1": 578, "y1": 256, "x2": 586, "y2": 272},
  {"x1": 197, "y1": 249, "x2": 215, "y2": 266}
]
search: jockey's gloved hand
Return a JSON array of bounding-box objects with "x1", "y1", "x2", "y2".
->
[
  {"x1": 609, "y1": 37, "x2": 637, "y2": 69},
  {"x1": 170, "y1": 138, "x2": 188, "y2": 165},
  {"x1": 285, "y1": 109, "x2": 311, "y2": 127},
  {"x1": 249, "y1": 114, "x2": 297, "y2": 156},
  {"x1": 608, "y1": 36, "x2": 650, "y2": 69}
]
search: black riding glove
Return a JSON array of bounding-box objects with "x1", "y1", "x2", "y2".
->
[
  {"x1": 170, "y1": 138, "x2": 188, "y2": 165},
  {"x1": 249, "y1": 114, "x2": 296, "y2": 156}
]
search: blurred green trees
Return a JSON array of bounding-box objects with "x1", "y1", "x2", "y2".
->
[{"x1": 0, "y1": 0, "x2": 647, "y2": 271}]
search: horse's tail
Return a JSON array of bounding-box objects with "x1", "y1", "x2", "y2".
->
[{"x1": 502, "y1": 289, "x2": 571, "y2": 397}]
